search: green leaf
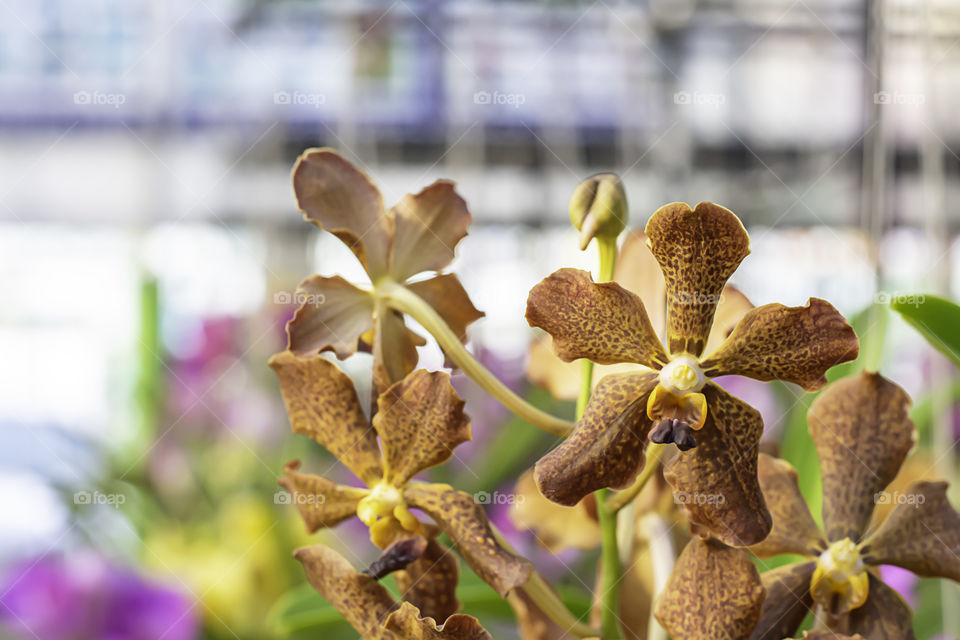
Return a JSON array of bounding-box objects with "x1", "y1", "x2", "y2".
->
[{"x1": 891, "y1": 294, "x2": 960, "y2": 367}]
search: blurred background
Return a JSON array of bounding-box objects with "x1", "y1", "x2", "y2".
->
[{"x1": 1, "y1": 0, "x2": 960, "y2": 638}]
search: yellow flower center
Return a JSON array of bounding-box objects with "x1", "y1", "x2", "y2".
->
[
  {"x1": 356, "y1": 482, "x2": 422, "y2": 549},
  {"x1": 357, "y1": 482, "x2": 404, "y2": 526},
  {"x1": 659, "y1": 355, "x2": 706, "y2": 396},
  {"x1": 810, "y1": 538, "x2": 869, "y2": 615}
]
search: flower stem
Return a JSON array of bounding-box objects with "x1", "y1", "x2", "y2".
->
[
  {"x1": 376, "y1": 280, "x2": 574, "y2": 438},
  {"x1": 606, "y1": 443, "x2": 666, "y2": 512},
  {"x1": 489, "y1": 524, "x2": 599, "y2": 638},
  {"x1": 580, "y1": 235, "x2": 623, "y2": 639}
]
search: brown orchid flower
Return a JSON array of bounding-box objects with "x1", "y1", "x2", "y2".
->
[
  {"x1": 295, "y1": 544, "x2": 492, "y2": 640},
  {"x1": 747, "y1": 372, "x2": 960, "y2": 640},
  {"x1": 288, "y1": 148, "x2": 483, "y2": 392},
  {"x1": 270, "y1": 351, "x2": 533, "y2": 616},
  {"x1": 526, "y1": 201, "x2": 859, "y2": 546}
]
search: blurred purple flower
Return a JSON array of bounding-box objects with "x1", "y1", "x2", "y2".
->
[
  {"x1": 879, "y1": 564, "x2": 918, "y2": 608},
  {"x1": 0, "y1": 552, "x2": 198, "y2": 640}
]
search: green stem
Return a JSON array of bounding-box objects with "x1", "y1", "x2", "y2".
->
[
  {"x1": 580, "y1": 235, "x2": 623, "y2": 639},
  {"x1": 490, "y1": 525, "x2": 599, "y2": 637},
  {"x1": 376, "y1": 281, "x2": 574, "y2": 438}
]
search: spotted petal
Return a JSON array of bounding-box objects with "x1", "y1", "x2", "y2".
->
[
  {"x1": 390, "y1": 182, "x2": 472, "y2": 281},
  {"x1": 294, "y1": 544, "x2": 398, "y2": 639},
  {"x1": 526, "y1": 268, "x2": 668, "y2": 368},
  {"x1": 535, "y1": 371, "x2": 658, "y2": 505},
  {"x1": 861, "y1": 480, "x2": 960, "y2": 581},
  {"x1": 654, "y1": 538, "x2": 765, "y2": 640},
  {"x1": 374, "y1": 370, "x2": 470, "y2": 487},
  {"x1": 663, "y1": 384, "x2": 771, "y2": 546},
  {"x1": 807, "y1": 372, "x2": 915, "y2": 543},
  {"x1": 748, "y1": 561, "x2": 816, "y2": 640},
  {"x1": 749, "y1": 455, "x2": 826, "y2": 558},
  {"x1": 384, "y1": 602, "x2": 491, "y2": 640},
  {"x1": 269, "y1": 351, "x2": 383, "y2": 485},
  {"x1": 279, "y1": 461, "x2": 368, "y2": 531},
  {"x1": 700, "y1": 299, "x2": 859, "y2": 391},
  {"x1": 394, "y1": 538, "x2": 462, "y2": 623},
  {"x1": 842, "y1": 575, "x2": 915, "y2": 640},
  {"x1": 292, "y1": 148, "x2": 392, "y2": 278},
  {"x1": 407, "y1": 274, "x2": 484, "y2": 344},
  {"x1": 285, "y1": 275, "x2": 375, "y2": 359},
  {"x1": 403, "y1": 485, "x2": 533, "y2": 597},
  {"x1": 645, "y1": 202, "x2": 750, "y2": 357}
]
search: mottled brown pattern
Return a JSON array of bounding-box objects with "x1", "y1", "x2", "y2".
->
[
  {"x1": 748, "y1": 561, "x2": 816, "y2": 640},
  {"x1": 525, "y1": 268, "x2": 668, "y2": 368},
  {"x1": 285, "y1": 275, "x2": 375, "y2": 359},
  {"x1": 644, "y1": 201, "x2": 750, "y2": 357},
  {"x1": 292, "y1": 148, "x2": 393, "y2": 278},
  {"x1": 269, "y1": 351, "x2": 383, "y2": 485},
  {"x1": 654, "y1": 538, "x2": 765, "y2": 640},
  {"x1": 534, "y1": 372, "x2": 658, "y2": 505},
  {"x1": 701, "y1": 298, "x2": 859, "y2": 391},
  {"x1": 807, "y1": 372, "x2": 915, "y2": 543},
  {"x1": 294, "y1": 544, "x2": 399, "y2": 639},
  {"x1": 841, "y1": 575, "x2": 915, "y2": 640},
  {"x1": 384, "y1": 602, "x2": 492, "y2": 639},
  {"x1": 390, "y1": 182, "x2": 471, "y2": 281},
  {"x1": 394, "y1": 538, "x2": 461, "y2": 624},
  {"x1": 407, "y1": 274, "x2": 485, "y2": 343},
  {"x1": 279, "y1": 461, "x2": 368, "y2": 532},
  {"x1": 861, "y1": 480, "x2": 960, "y2": 581},
  {"x1": 374, "y1": 370, "x2": 471, "y2": 487},
  {"x1": 750, "y1": 455, "x2": 826, "y2": 558},
  {"x1": 404, "y1": 485, "x2": 534, "y2": 597},
  {"x1": 664, "y1": 384, "x2": 771, "y2": 546}
]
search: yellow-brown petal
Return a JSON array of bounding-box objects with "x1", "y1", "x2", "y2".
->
[
  {"x1": 509, "y1": 470, "x2": 601, "y2": 552},
  {"x1": 285, "y1": 275, "x2": 375, "y2": 359},
  {"x1": 390, "y1": 181, "x2": 472, "y2": 281},
  {"x1": 861, "y1": 480, "x2": 960, "y2": 581},
  {"x1": 394, "y1": 537, "x2": 462, "y2": 623},
  {"x1": 373, "y1": 370, "x2": 470, "y2": 487},
  {"x1": 700, "y1": 299, "x2": 859, "y2": 391},
  {"x1": 749, "y1": 455, "x2": 826, "y2": 558},
  {"x1": 663, "y1": 384, "x2": 771, "y2": 547},
  {"x1": 615, "y1": 230, "x2": 667, "y2": 338},
  {"x1": 800, "y1": 632, "x2": 863, "y2": 640},
  {"x1": 403, "y1": 485, "x2": 534, "y2": 597},
  {"x1": 372, "y1": 305, "x2": 426, "y2": 395},
  {"x1": 807, "y1": 372, "x2": 915, "y2": 543},
  {"x1": 654, "y1": 538, "x2": 765, "y2": 640},
  {"x1": 644, "y1": 201, "x2": 750, "y2": 357},
  {"x1": 269, "y1": 351, "x2": 383, "y2": 485},
  {"x1": 748, "y1": 561, "x2": 816, "y2": 640},
  {"x1": 383, "y1": 602, "x2": 491, "y2": 640},
  {"x1": 535, "y1": 371, "x2": 659, "y2": 506},
  {"x1": 703, "y1": 285, "x2": 754, "y2": 356},
  {"x1": 526, "y1": 268, "x2": 668, "y2": 368},
  {"x1": 841, "y1": 575, "x2": 915, "y2": 640},
  {"x1": 407, "y1": 274, "x2": 485, "y2": 344},
  {"x1": 292, "y1": 148, "x2": 392, "y2": 278},
  {"x1": 279, "y1": 461, "x2": 368, "y2": 532},
  {"x1": 293, "y1": 544, "x2": 398, "y2": 639}
]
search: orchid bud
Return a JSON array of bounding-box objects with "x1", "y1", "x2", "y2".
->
[{"x1": 568, "y1": 173, "x2": 627, "y2": 250}]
